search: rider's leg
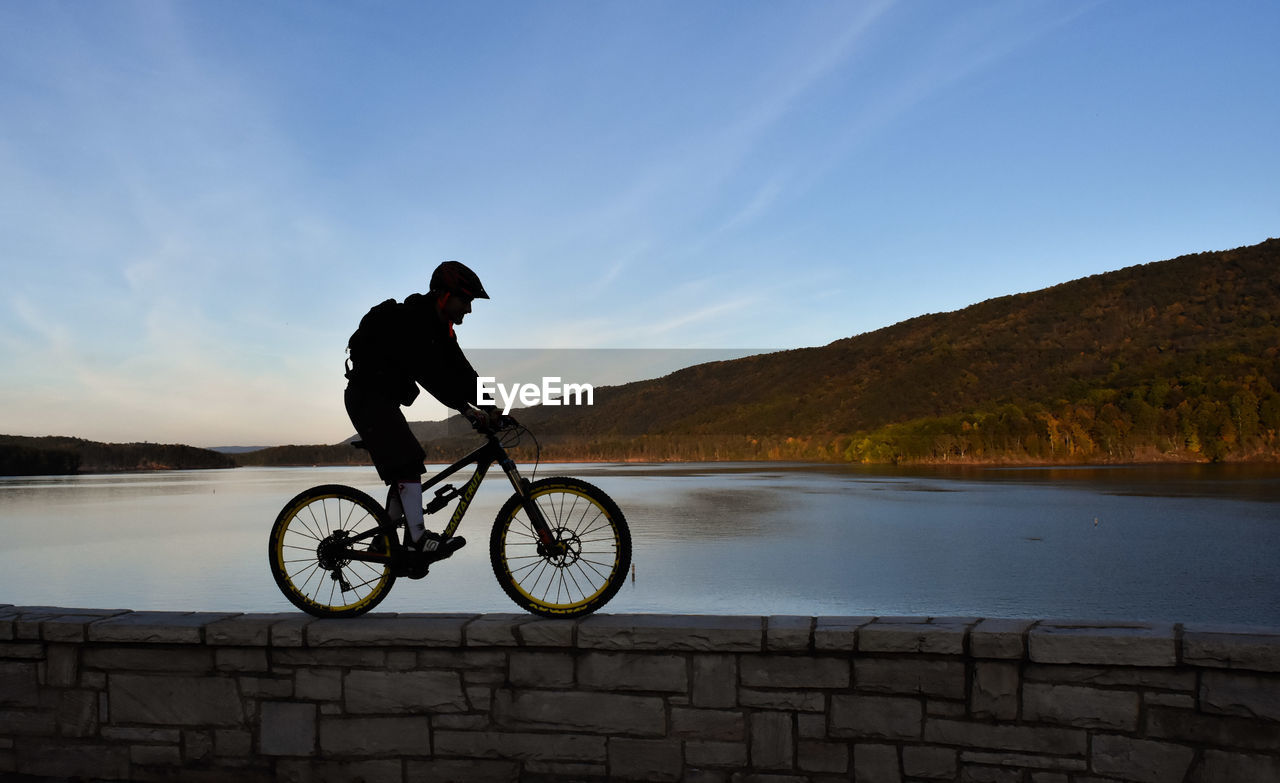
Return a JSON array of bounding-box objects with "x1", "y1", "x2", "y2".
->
[{"x1": 397, "y1": 478, "x2": 426, "y2": 544}]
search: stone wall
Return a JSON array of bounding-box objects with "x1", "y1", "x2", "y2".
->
[{"x1": 1, "y1": 606, "x2": 1279, "y2": 782}]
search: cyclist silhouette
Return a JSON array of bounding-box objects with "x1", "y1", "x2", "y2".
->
[{"x1": 344, "y1": 260, "x2": 499, "y2": 554}]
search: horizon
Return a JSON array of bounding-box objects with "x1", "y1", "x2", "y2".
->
[{"x1": 3, "y1": 1, "x2": 1278, "y2": 445}]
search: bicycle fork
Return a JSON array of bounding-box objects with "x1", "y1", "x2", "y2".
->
[{"x1": 500, "y1": 458, "x2": 562, "y2": 553}]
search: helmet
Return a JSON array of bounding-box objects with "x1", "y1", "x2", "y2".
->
[{"x1": 430, "y1": 260, "x2": 489, "y2": 299}]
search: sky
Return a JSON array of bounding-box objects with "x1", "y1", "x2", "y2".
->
[{"x1": 1, "y1": 1, "x2": 1277, "y2": 447}]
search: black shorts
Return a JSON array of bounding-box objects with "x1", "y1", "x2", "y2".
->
[{"x1": 344, "y1": 383, "x2": 426, "y2": 484}]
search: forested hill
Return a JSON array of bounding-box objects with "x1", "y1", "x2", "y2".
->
[
  {"x1": 0, "y1": 435, "x2": 234, "y2": 475},
  {"x1": 7, "y1": 238, "x2": 1278, "y2": 473},
  {"x1": 508, "y1": 237, "x2": 1280, "y2": 463}
]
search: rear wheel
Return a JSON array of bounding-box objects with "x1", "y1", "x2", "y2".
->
[
  {"x1": 268, "y1": 484, "x2": 396, "y2": 617},
  {"x1": 490, "y1": 477, "x2": 631, "y2": 618}
]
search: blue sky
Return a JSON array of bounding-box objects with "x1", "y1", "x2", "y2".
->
[{"x1": 2, "y1": 1, "x2": 1277, "y2": 446}]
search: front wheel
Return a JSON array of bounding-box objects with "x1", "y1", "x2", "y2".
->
[
  {"x1": 268, "y1": 484, "x2": 397, "y2": 618},
  {"x1": 491, "y1": 477, "x2": 631, "y2": 618}
]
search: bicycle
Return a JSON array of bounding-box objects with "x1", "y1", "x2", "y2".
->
[{"x1": 267, "y1": 413, "x2": 632, "y2": 618}]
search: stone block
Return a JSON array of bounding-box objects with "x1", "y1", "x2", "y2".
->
[
  {"x1": 0, "y1": 709, "x2": 57, "y2": 736},
  {"x1": 277, "y1": 759, "x2": 406, "y2": 783},
  {"x1": 205, "y1": 613, "x2": 297, "y2": 646},
  {"x1": 1091, "y1": 734, "x2": 1195, "y2": 783},
  {"x1": 38, "y1": 610, "x2": 132, "y2": 643},
  {"x1": 270, "y1": 615, "x2": 313, "y2": 647},
  {"x1": 814, "y1": 616, "x2": 875, "y2": 651},
  {"x1": 465, "y1": 614, "x2": 528, "y2": 646},
  {"x1": 927, "y1": 698, "x2": 967, "y2": 717},
  {"x1": 858, "y1": 617, "x2": 974, "y2": 655},
  {"x1": 238, "y1": 675, "x2": 294, "y2": 699},
  {"x1": 518, "y1": 618, "x2": 576, "y2": 647},
  {"x1": 433, "y1": 730, "x2": 607, "y2": 762},
  {"x1": 295, "y1": 668, "x2": 343, "y2": 701},
  {"x1": 0, "y1": 643, "x2": 43, "y2": 660},
  {"x1": 853, "y1": 743, "x2": 900, "y2": 783},
  {"x1": 610, "y1": 738, "x2": 683, "y2": 782},
  {"x1": 1027, "y1": 621, "x2": 1176, "y2": 667},
  {"x1": 830, "y1": 695, "x2": 922, "y2": 740},
  {"x1": 1182, "y1": 623, "x2": 1280, "y2": 672},
  {"x1": 55, "y1": 690, "x2": 97, "y2": 737},
  {"x1": 0, "y1": 663, "x2": 38, "y2": 707},
  {"x1": 960, "y1": 751, "x2": 1086, "y2": 772},
  {"x1": 739, "y1": 689, "x2": 825, "y2": 712},
  {"x1": 510, "y1": 651, "x2": 575, "y2": 688},
  {"x1": 493, "y1": 688, "x2": 665, "y2": 735},
  {"x1": 1023, "y1": 663, "x2": 1193, "y2": 690},
  {"x1": 767, "y1": 616, "x2": 812, "y2": 651},
  {"x1": 406, "y1": 759, "x2": 520, "y2": 783},
  {"x1": 131, "y1": 743, "x2": 182, "y2": 766},
  {"x1": 970, "y1": 618, "x2": 1034, "y2": 659},
  {"x1": 855, "y1": 658, "x2": 964, "y2": 698},
  {"x1": 260, "y1": 702, "x2": 317, "y2": 757},
  {"x1": 16, "y1": 741, "x2": 130, "y2": 780},
  {"x1": 1200, "y1": 671, "x2": 1280, "y2": 721},
  {"x1": 274, "y1": 648, "x2": 386, "y2": 668},
  {"x1": 43, "y1": 645, "x2": 77, "y2": 687},
  {"x1": 344, "y1": 669, "x2": 468, "y2": 714},
  {"x1": 216, "y1": 728, "x2": 253, "y2": 757},
  {"x1": 797, "y1": 712, "x2": 825, "y2": 739},
  {"x1": 1146, "y1": 705, "x2": 1280, "y2": 752},
  {"x1": 103, "y1": 727, "x2": 182, "y2": 743},
  {"x1": 750, "y1": 711, "x2": 794, "y2": 770},
  {"x1": 434, "y1": 713, "x2": 490, "y2": 730},
  {"x1": 742, "y1": 655, "x2": 849, "y2": 690},
  {"x1": 87, "y1": 611, "x2": 240, "y2": 644},
  {"x1": 83, "y1": 647, "x2": 214, "y2": 673},
  {"x1": 310, "y1": 613, "x2": 474, "y2": 647},
  {"x1": 108, "y1": 674, "x2": 244, "y2": 726},
  {"x1": 525, "y1": 760, "x2": 608, "y2": 778},
  {"x1": 418, "y1": 649, "x2": 507, "y2": 670},
  {"x1": 318, "y1": 715, "x2": 429, "y2": 756},
  {"x1": 685, "y1": 739, "x2": 747, "y2": 768},
  {"x1": 903, "y1": 745, "x2": 957, "y2": 779},
  {"x1": 970, "y1": 662, "x2": 1019, "y2": 720},
  {"x1": 1191, "y1": 750, "x2": 1280, "y2": 783},
  {"x1": 923, "y1": 720, "x2": 1086, "y2": 756},
  {"x1": 216, "y1": 648, "x2": 269, "y2": 673},
  {"x1": 578, "y1": 651, "x2": 687, "y2": 692},
  {"x1": 386, "y1": 650, "x2": 417, "y2": 670},
  {"x1": 577, "y1": 614, "x2": 762, "y2": 651},
  {"x1": 692, "y1": 654, "x2": 737, "y2": 708},
  {"x1": 671, "y1": 707, "x2": 745, "y2": 740},
  {"x1": 184, "y1": 729, "x2": 213, "y2": 763},
  {"x1": 1022, "y1": 682, "x2": 1140, "y2": 731},
  {"x1": 798, "y1": 739, "x2": 848, "y2": 773},
  {"x1": 1145, "y1": 692, "x2": 1195, "y2": 709}
]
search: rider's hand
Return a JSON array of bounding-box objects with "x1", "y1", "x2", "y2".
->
[{"x1": 464, "y1": 405, "x2": 503, "y2": 432}]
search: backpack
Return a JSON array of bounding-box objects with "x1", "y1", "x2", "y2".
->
[{"x1": 347, "y1": 298, "x2": 399, "y2": 362}]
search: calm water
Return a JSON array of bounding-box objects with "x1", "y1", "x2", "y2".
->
[{"x1": 1, "y1": 462, "x2": 1277, "y2": 625}]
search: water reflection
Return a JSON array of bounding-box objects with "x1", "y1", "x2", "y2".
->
[{"x1": 1, "y1": 462, "x2": 1277, "y2": 624}]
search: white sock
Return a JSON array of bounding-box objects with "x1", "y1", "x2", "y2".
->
[{"x1": 397, "y1": 480, "x2": 425, "y2": 543}]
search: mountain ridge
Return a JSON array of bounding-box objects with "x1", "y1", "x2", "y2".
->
[{"x1": 6, "y1": 237, "x2": 1279, "y2": 473}]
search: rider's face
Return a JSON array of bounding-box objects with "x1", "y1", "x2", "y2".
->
[{"x1": 441, "y1": 293, "x2": 473, "y2": 325}]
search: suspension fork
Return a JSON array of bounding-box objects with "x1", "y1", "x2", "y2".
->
[{"x1": 500, "y1": 457, "x2": 560, "y2": 550}]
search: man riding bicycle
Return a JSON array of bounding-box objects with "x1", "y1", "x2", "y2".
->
[{"x1": 344, "y1": 260, "x2": 500, "y2": 554}]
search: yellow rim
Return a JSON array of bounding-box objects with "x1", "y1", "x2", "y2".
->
[
  {"x1": 273, "y1": 494, "x2": 391, "y2": 614},
  {"x1": 499, "y1": 486, "x2": 622, "y2": 614}
]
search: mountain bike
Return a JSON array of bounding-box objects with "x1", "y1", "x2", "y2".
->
[{"x1": 267, "y1": 414, "x2": 631, "y2": 618}]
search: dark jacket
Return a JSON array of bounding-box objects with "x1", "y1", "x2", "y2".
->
[{"x1": 345, "y1": 293, "x2": 479, "y2": 410}]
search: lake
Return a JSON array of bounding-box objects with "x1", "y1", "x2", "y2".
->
[{"x1": 2, "y1": 462, "x2": 1278, "y2": 626}]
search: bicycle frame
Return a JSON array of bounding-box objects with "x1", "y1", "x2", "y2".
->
[{"x1": 340, "y1": 431, "x2": 555, "y2": 568}]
